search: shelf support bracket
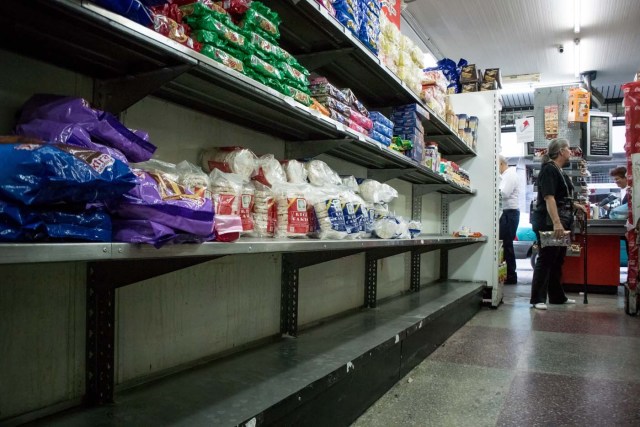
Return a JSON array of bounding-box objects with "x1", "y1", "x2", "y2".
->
[
  {"x1": 93, "y1": 64, "x2": 194, "y2": 114},
  {"x1": 364, "y1": 252, "x2": 378, "y2": 308}
]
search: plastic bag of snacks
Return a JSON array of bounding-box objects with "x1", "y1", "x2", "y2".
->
[
  {"x1": 340, "y1": 189, "x2": 370, "y2": 238},
  {"x1": 191, "y1": 24, "x2": 251, "y2": 54},
  {"x1": 373, "y1": 216, "x2": 410, "y2": 239},
  {"x1": 272, "y1": 182, "x2": 310, "y2": 238},
  {"x1": 282, "y1": 85, "x2": 312, "y2": 106},
  {"x1": 0, "y1": 200, "x2": 112, "y2": 242},
  {"x1": 209, "y1": 169, "x2": 243, "y2": 241},
  {"x1": 358, "y1": 179, "x2": 398, "y2": 204},
  {"x1": 220, "y1": 0, "x2": 251, "y2": 16},
  {"x1": 316, "y1": 0, "x2": 335, "y2": 16},
  {"x1": 152, "y1": 14, "x2": 202, "y2": 51},
  {"x1": 18, "y1": 95, "x2": 157, "y2": 163},
  {"x1": 239, "y1": 180, "x2": 255, "y2": 234},
  {"x1": 241, "y1": 2, "x2": 281, "y2": 43},
  {"x1": 200, "y1": 45, "x2": 245, "y2": 73},
  {"x1": 245, "y1": 54, "x2": 282, "y2": 80},
  {"x1": 201, "y1": 146, "x2": 257, "y2": 179},
  {"x1": 176, "y1": 160, "x2": 210, "y2": 199},
  {"x1": 278, "y1": 62, "x2": 309, "y2": 91},
  {"x1": 307, "y1": 185, "x2": 348, "y2": 240},
  {"x1": 0, "y1": 142, "x2": 136, "y2": 206},
  {"x1": 282, "y1": 159, "x2": 308, "y2": 184},
  {"x1": 92, "y1": 0, "x2": 153, "y2": 26},
  {"x1": 16, "y1": 119, "x2": 128, "y2": 163},
  {"x1": 305, "y1": 160, "x2": 342, "y2": 187},
  {"x1": 108, "y1": 168, "x2": 214, "y2": 238},
  {"x1": 149, "y1": 2, "x2": 183, "y2": 23},
  {"x1": 112, "y1": 219, "x2": 205, "y2": 247},
  {"x1": 252, "y1": 181, "x2": 276, "y2": 237},
  {"x1": 253, "y1": 154, "x2": 287, "y2": 187}
]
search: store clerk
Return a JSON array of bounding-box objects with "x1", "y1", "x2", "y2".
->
[{"x1": 610, "y1": 166, "x2": 629, "y2": 207}]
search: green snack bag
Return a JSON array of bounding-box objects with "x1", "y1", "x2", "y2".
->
[
  {"x1": 283, "y1": 85, "x2": 312, "y2": 106},
  {"x1": 189, "y1": 19, "x2": 252, "y2": 53},
  {"x1": 201, "y1": 45, "x2": 245, "y2": 74},
  {"x1": 278, "y1": 62, "x2": 309, "y2": 91},
  {"x1": 246, "y1": 54, "x2": 282, "y2": 80},
  {"x1": 180, "y1": 2, "x2": 232, "y2": 25},
  {"x1": 249, "y1": 32, "x2": 282, "y2": 61},
  {"x1": 242, "y1": 2, "x2": 281, "y2": 42}
]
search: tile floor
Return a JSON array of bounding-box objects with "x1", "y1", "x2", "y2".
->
[{"x1": 353, "y1": 260, "x2": 640, "y2": 426}]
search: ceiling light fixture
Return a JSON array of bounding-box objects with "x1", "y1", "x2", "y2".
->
[
  {"x1": 574, "y1": 0, "x2": 581, "y2": 33},
  {"x1": 574, "y1": 38, "x2": 581, "y2": 78}
]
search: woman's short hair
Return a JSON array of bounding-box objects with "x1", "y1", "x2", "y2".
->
[
  {"x1": 609, "y1": 166, "x2": 627, "y2": 179},
  {"x1": 541, "y1": 138, "x2": 569, "y2": 163}
]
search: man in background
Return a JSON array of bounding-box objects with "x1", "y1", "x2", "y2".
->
[{"x1": 499, "y1": 155, "x2": 520, "y2": 284}]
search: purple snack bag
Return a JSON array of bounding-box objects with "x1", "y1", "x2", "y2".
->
[
  {"x1": 112, "y1": 219, "x2": 214, "y2": 248},
  {"x1": 18, "y1": 95, "x2": 156, "y2": 163},
  {"x1": 108, "y1": 169, "x2": 215, "y2": 237},
  {"x1": 17, "y1": 119, "x2": 128, "y2": 163}
]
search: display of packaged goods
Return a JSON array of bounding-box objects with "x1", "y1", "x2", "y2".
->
[
  {"x1": 152, "y1": 14, "x2": 202, "y2": 51},
  {"x1": 240, "y1": 2, "x2": 281, "y2": 42},
  {"x1": 201, "y1": 146, "x2": 257, "y2": 178},
  {"x1": 393, "y1": 124, "x2": 423, "y2": 138},
  {"x1": 391, "y1": 114, "x2": 424, "y2": 133},
  {"x1": 248, "y1": 31, "x2": 279, "y2": 60},
  {"x1": 407, "y1": 139, "x2": 425, "y2": 163},
  {"x1": 348, "y1": 120, "x2": 367, "y2": 135},
  {"x1": 372, "y1": 121, "x2": 392, "y2": 138},
  {"x1": 483, "y1": 68, "x2": 502, "y2": 87},
  {"x1": 461, "y1": 82, "x2": 478, "y2": 93},
  {"x1": 92, "y1": 0, "x2": 153, "y2": 26},
  {"x1": 17, "y1": 95, "x2": 157, "y2": 163},
  {"x1": 480, "y1": 81, "x2": 497, "y2": 91},
  {"x1": 190, "y1": 21, "x2": 251, "y2": 54},
  {"x1": 310, "y1": 99, "x2": 330, "y2": 116},
  {"x1": 200, "y1": 45, "x2": 244, "y2": 73},
  {"x1": 349, "y1": 109, "x2": 373, "y2": 131},
  {"x1": 460, "y1": 64, "x2": 479, "y2": 83},
  {"x1": 424, "y1": 143, "x2": 439, "y2": 172},
  {"x1": 468, "y1": 116, "x2": 479, "y2": 131},
  {"x1": 282, "y1": 85, "x2": 312, "y2": 106},
  {"x1": 220, "y1": 0, "x2": 251, "y2": 16},
  {"x1": 315, "y1": 0, "x2": 336, "y2": 16},
  {"x1": 370, "y1": 130, "x2": 391, "y2": 146},
  {"x1": 314, "y1": 95, "x2": 352, "y2": 116},
  {"x1": 392, "y1": 103, "x2": 429, "y2": 119},
  {"x1": 278, "y1": 62, "x2": 310, "y2": 91},
  {"x1": 327, "y1": 108, "x2": 350, "y2": 126},
  {"x1": 358, "y1": 18, "x2": 380, "y2": 54},
  {"x1": 457, "y1": 114, "x2": 468, "y2": 130},
  {"x1": 179, "y1": 1, "x2": 229, "y2": 19},
  {"x1": 368, "y1": 111, "x2": 393, "y2": 129},
  {"x1": 245, "y1": 54, "x2": 282, "y2": 80},
  {"x1": 309, "y1": 82, "x2": 349, "y2": 104}
]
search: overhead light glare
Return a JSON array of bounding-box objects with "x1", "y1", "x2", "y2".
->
[{"x1": 574, "y1": 0, "x2": 581, "y2": 33}]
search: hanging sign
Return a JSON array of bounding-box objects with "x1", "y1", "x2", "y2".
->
[
  {"x1": 515, "y1": 117, "x2": 534, "y2": 144},
  {"x1": 381, "y1": 0, "x2": 401, "y2": 29}
]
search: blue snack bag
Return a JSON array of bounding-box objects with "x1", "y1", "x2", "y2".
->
[{"x1": 0, "y1": 143, "x2": 136, "y2": 206}]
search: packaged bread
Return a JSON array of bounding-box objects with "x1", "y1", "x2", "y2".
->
[{"x1": 201, "y1": 146, "x2": 257, "y2": 179}]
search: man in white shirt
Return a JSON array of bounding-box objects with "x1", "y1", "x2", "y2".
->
[{"x1": 499, "y1": 155, "x2": 520, "y2": 284}]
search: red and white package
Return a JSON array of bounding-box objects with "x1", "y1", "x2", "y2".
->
[
  {"x1": 239, "y1": 180, "x2": 255, "y2": 233},
  {"x1": 209, "y1": 169, "x2": 244, "y2": 241},
  {"x1": 252, "y1": 181, "x2": 276, "y2": 237},
  {"x1": 253, "y1": 154, "x2": 287, "y2": 187},
  {"x1": 272, "y1": 182, "x2": 311, "y2": 238},
  {"x1": 201, "y1": 146, "x2": 257, "y2": 179}
]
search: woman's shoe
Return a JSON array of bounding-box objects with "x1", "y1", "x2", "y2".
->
[
  {"x1": 533, "y1": 303, "x2": 548, "y2": 310},
  {"x1": 564, "y1": 298, "x2": 576, "y2": 304}
]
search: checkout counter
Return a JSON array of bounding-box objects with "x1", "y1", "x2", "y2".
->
[{"x1": 562, "y1": 219, "x2": 626, "y2": 294}]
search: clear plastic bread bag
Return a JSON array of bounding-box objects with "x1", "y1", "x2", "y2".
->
[
  {"x1": 271, "y1": 182, "x2": 311, "y2": 239},
  {"x1": 252, "y1": 181, "x2": 277, "y2": 238},
  {"x1": 307, "y1": 184, "x2": 348, "y2": 240},
  {"x1": 200, "y1": 146, "x2": 257, "y2": 179},
  {"x1": 305, "y1": 159, "x2": 341, "y2": 187},
  {"x1": 282, "y1": 159, "x2": 308, "y2": 184},
  {"x1": 254, "y1": 154, "x2": 286, "y2": 187}
]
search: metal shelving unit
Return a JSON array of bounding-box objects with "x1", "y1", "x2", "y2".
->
[{"x1": 0, "y1": 0, "x2": 490, "y2": 421}]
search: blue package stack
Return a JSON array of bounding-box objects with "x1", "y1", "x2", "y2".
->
[
  {"x1": 368, "y1": 111, "x2": 393, "y2": 146},
  {"x1": 357, "y1": 0, "x2": 380, "y2": 54},
  {"x1": 392, "y1": 104, "x2": 427, "y2": 162},
  {"x1": 333, "y1": 0, "x2": 360, "y2": 36}
]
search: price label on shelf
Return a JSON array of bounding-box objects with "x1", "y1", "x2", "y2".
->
[{"x1": 336, "y1": 123, "x2": 345, "y2": 132}]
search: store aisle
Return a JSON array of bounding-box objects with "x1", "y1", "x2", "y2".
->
[{"x1": 352, "y1": 261, "x2": 640, "y2": 426}]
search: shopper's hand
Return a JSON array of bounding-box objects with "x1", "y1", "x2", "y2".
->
[
  {"x1": 574, "y1": 203, "x2": 587, "y2": 214},
  {"x1": 553, "y1": 224, "x2": 565, "y2": 239}
]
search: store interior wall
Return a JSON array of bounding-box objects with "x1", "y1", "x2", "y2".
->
[{"x1": 0, "y1": 49, "x2": 442, "y2": 420}]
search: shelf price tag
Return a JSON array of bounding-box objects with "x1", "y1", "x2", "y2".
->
[{"x1": 335, "y1": 123, "x2": 345, "y2": 132}]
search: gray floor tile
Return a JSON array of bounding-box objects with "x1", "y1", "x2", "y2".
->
[
  {"x1": 517, "y1": 330, "x2": 640, "y2": 382},
  {"x1": 532, "y1": 309, "x2": 640, "y2": 337},
  {"x1": 353, "y1": 361, "x2": 513, "y2": 427},
  {"x1": 468, "y1": 303, "x2": 535, "y2": 330},
  {"x1": 429, "y1": 325, "x2": 530, "y2": 369},
  {"x1": 497, "y1": 371, "x2": 640, "y2": 426}
]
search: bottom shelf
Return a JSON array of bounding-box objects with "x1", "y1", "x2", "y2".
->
[{"x1": 37, "y1": 281, "x2": 483, "y2": 426}]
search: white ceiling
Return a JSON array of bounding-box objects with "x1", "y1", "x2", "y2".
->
[{"x1": 404, "y1": 0, "x2": 640, "y2": 101}]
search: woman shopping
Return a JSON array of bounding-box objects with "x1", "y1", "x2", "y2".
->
[{"x1": 530, "y1": 138, "x2": 586, "y2": 310}]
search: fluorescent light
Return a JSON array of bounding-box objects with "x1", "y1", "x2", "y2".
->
[
  {"x1": 574, "y1": 38, "x2": 581, "y2": 78},
  {"x1": 500, "y1": 83, "x2": 534, "y2": 95},
  {"x1": 574, "y1": 0, "x2": 581, "y2": 33}
]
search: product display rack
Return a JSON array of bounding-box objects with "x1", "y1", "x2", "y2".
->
[{"x1": 0, "y1": 1, "x2": 499, "y2": 424}]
